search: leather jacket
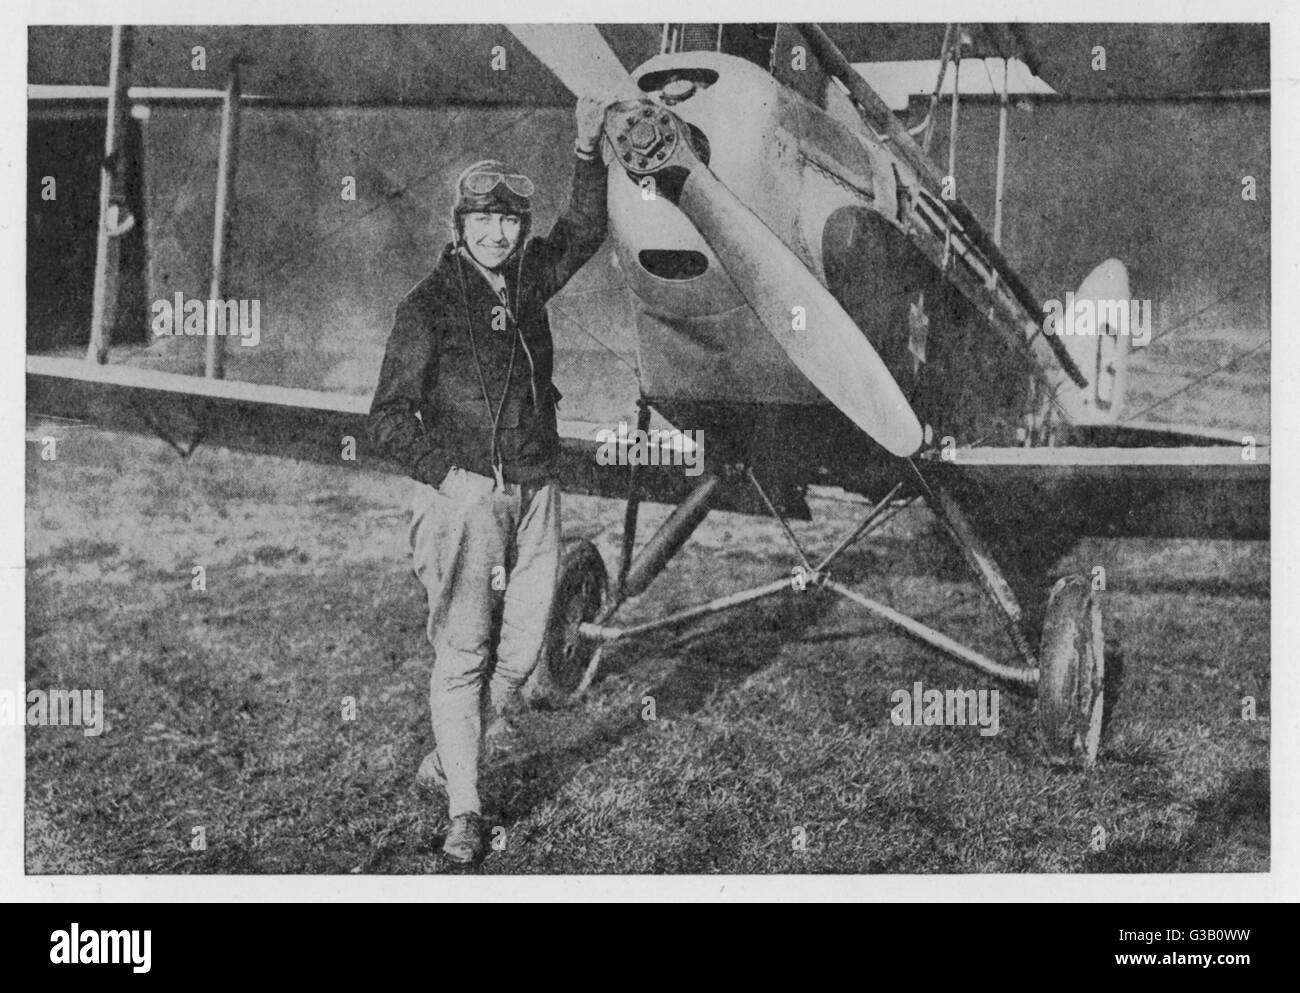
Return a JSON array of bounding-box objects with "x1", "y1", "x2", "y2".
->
[{"x1": 368, "y1": 153, "x2": 608, "y2": 485}]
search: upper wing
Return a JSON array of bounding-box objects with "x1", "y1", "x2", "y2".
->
[
  {"x1": 29, "y1": 24, "x2": 660, "y2": 106},
  {"x1": 30, "y1": 24, "x2": 1267, "y2": 103}
]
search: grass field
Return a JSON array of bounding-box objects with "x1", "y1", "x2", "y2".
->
[{"x1": 24, "y1": 417, "x2": 1268, "y2": 874}]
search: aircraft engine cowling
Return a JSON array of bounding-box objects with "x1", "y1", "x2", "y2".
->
[{"x1": 606, "y1": 51, "x2": 896, "y2": 410}]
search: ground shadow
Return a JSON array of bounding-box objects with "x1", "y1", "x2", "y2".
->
[{"x1": 1083, "y1": 767, "x2": 1269, "y2": 872}]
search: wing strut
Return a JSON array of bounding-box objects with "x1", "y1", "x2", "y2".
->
[
  {"x1": 993, "y1": 56, "x2": 1010, "y2": 246},
  {"x1": 87, "y1": 25, "x2": 134, "y2": 365},
  {"x1": 205, "y1": 60, "x2": 244, "y2": 380}
]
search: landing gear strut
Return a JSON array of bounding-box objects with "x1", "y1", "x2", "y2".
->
[{"x1": 534, "y1": 441, "x2": 1106, "y2": 766}]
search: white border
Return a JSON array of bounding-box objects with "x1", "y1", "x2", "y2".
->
[{"x1": 4, "y1": 0, "x2": 1295, "y2": 903}]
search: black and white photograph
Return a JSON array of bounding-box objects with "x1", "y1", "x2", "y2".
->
[{"x1": 11, "y1": 7, "x2": 1282, "y2": 889}]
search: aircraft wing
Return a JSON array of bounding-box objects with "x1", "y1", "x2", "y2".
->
[
  {"x1": 28, "y1": 24, "x2": 661, "y2": 106},
  {"x1": 26, "y1": 356, "x2": 809, "y2": 520},
  {"x1": 30, "y1": 24, "x2": 1266, "y2": 104},
  {"x1": 922, "y1": 431, "x2": 1268, "y2": 543},
  {"x1": 30, "y1": 355, "x2": 1265, "y2": 540}
]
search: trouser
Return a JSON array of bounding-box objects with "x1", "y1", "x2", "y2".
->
[{"x1": 409, "y1": 467, "x2": 562, "y2": 817}]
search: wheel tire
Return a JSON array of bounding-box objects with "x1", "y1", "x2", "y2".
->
[
  {"x1": 1036, "y1": 574, "x2": 1106, "y2": 767},
  {"x1": 524, "y1": 537, "x2": 607, "y2": 705}
]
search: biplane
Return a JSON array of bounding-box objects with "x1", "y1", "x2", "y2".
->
[{"x1": 26, "y1": 23, "x2": 1270, "y2": 767}]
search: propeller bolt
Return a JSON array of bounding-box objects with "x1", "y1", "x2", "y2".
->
[{"x1": 628, "y1": 118, "x2": 666, "y2": 158}]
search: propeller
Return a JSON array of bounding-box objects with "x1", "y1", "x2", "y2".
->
[
  {"x1": 507, "y1": 24, "x2": 643, "y2": 102},
  {"x1": 507, "y1": 25, "x2": 923, "y2": 457}
]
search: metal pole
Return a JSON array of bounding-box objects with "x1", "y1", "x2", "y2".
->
[
  {"x1": 86, "y1": 25, "x2": 133, "y2": 364},
  {"x1": 618, "y1": 473, "x2": 721, "y2": 599},
  {"x1": 205, "y1": 60, "x2": 242, "y2": 380},
  {"x1": 941, "y1": 33, "x2": 962, "y2": 270},
  {"x1": 746, "y1": 467, "x2": 813, "y2": 574},
  {"x1": 813, "y1": 483, "x2": 905, "y2": 572},
  {"x1": 908, "y1": 462, "x2": 1037, "y2": 668},
  {"x1": 825, "y1": 580, "x2": 1037, "y2": 687},
  {"x1": 946, "y1": 35, "x2": 961, "y2": 190},
  {"x1": 580, "y1": 579, "x2": 793, "y2": 643},
  {"x1": 921, "y1": 24, "x2": 954, "y2": 157},
  {"x1": 992, "y1": 58, "x2": 1010, "y2": 247},
  {"x1": 615, "y1": 401, "x2": 652, "y2": 598}
]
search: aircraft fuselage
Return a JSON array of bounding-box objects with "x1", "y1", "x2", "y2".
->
[{"x1": 608, "y1": 51, "x2": 1045, "y2": 483}]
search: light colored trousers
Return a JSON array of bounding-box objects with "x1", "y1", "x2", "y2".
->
[{"x1": 409, "y1": 467, "x2": 561, "y2": 817}]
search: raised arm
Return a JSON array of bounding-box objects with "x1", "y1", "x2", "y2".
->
[{"x1": 529, "y1": 96, "x2": 611, "y2": 302}]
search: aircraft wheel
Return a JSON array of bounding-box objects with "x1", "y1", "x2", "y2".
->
[
  {"x1": 525, "y1": 538, "x2": 607, "y2": 705},
  {"x1": 1036, "y1": 574, "x2": 1105, "y2": 767}
]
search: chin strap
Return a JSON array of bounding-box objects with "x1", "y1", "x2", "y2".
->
[{"x1": 455, "y1": 252, "x2": 519, "y2": 490}]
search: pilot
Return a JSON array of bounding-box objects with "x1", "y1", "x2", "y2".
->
[{"x1": 369, "y1": 96, "x2": 609, "y2": 866}]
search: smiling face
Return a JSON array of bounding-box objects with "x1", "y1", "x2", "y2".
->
[{"x1": 461, "y1": 211, "x2": 523, "y2": 270}]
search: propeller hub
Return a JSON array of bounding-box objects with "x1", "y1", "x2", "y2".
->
[
  {"x1": 628, "y1": 118, "x2": 666, "y2": 156},
  {"x1": 606, "y1": 100, "x2": 690, "y2": 178}
]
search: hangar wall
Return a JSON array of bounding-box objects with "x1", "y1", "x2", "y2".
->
[{"x1": 134, "y1": 104, "x2": 641, "y2": 427}]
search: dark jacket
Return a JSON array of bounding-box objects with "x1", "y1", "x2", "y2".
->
[{"x1": 369, "y1": 153, "x2": 608, "y2": 485}]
